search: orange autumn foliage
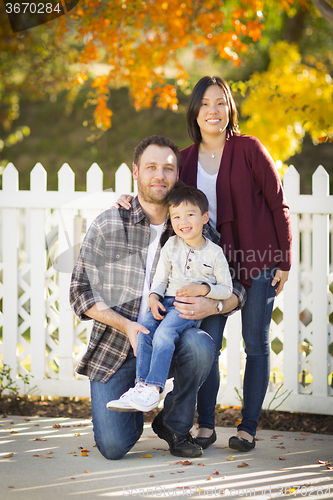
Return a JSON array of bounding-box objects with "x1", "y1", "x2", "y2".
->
[{"x1": 53, "y1": 0, "x2": 294, "y2": 130}]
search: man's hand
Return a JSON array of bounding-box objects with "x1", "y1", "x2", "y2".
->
[
  {"x1": 123, "y1": 320, "x2": 150, "y2": 357},
  {"x1": 176, "y1": 283, "x2": 210, "y2": 297},
  {"x1": 149, "y1": 294, "x2": 166, "y2": 320},
  {"x1": 174, "y1": 293, "x2": 239, "y2": 320}
]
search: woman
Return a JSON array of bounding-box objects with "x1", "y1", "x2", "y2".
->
[
  {"x1": 117, "y1": 76, "x2": 292, "y2": 452},
  {"x1": 177, "y1": 76, "x2": 291, "y2": 451}
]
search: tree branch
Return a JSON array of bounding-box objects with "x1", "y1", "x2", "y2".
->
[{"x1": 311, "y1": 0, "x2": 333, "y2": 24}]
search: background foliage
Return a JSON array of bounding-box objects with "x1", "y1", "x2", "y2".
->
[{"x1": 0, "y1": 0, "x2": 332, "y2": 192}]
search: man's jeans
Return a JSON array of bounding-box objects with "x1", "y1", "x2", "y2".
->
[
  {"x1": 136, "y1": 297, "x2": 198, "y2": 390},
  {"x1": 197, "y1": 266, "x2": 277, "y2": 437},
  {"x1": 90, "y1": 326, "x2": 214, "y2": 460}
]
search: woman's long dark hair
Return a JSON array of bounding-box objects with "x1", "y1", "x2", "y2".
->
[{"x1": 186, "y1": 76, "x2": 239, "y2": 144}]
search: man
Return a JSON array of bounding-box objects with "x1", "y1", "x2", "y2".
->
[{"x1": 70, "y1": 135, "x2": 244, "y2": 460}]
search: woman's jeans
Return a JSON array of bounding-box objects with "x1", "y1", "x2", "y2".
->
[
  {"x1": 90, "y1": 326, "x2": 214, "y2": 460},
  {"x1": 198, "y1": 266, "x2": 277, "y2": 437},
  {"x1": 136, "y1": 297, "x2": 198, "y2": 390}
]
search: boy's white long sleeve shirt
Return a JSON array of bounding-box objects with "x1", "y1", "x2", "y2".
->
[{"x1": 150, "y1": 235, "x2": 232, "y2": 300}]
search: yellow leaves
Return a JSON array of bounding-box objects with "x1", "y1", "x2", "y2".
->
[
  {"x1": 73, "y1": 73, "x2": 88, "y2": 86},
  {"x1": 140, "y1": 454, "x2": 153, "y2": 458},
  {"x1": 227, "y1": 454, "x2": 235, "y2": 461},
  {"x1": 240, "y1": 41, "x2": 333, "y2": 162}
]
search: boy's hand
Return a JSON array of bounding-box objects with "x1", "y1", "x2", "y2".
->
[
  {"x1": 149, "y1": 294, "x2": 166, "y2": 320},
  {"x1": 123, "y1": 320, "x2": 149, "y2": 357},
  {"x1": 176, "y1": 283, "x2": 210, "y2": 297}
]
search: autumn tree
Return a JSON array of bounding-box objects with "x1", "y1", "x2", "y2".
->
[{"x1": 1, "y1": 0, "x2": 332, "y2": 166}]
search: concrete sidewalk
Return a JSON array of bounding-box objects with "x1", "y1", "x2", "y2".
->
[{"x1": 1, "y1": 415, "x2": 333, "y2": 499}]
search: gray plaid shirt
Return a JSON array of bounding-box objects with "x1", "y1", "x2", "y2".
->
[{"x1": 70, "y1": 196, "x2": 246, "y2": 383}]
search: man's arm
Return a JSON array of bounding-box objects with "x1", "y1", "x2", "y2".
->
[
  {"x1": 174, "y1": 278, "x2": 246, "y2": 320},
  {"x1": 84, "y1": 302, "x2": 149, "y2": 356}
]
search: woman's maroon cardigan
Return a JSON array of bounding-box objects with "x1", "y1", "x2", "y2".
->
[{"x1": 180, "y1": 134, "x2": 292, "y2": 289}]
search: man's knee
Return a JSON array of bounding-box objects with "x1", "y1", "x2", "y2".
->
[
  {"x1": 95, "y1": 432, "x2": 137, "y2": 460},
  {"x1": 176, "y1": 328, "x2": 214, "y2": 368}
]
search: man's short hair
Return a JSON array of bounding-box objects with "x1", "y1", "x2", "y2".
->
[
  {"x1": 133, "y1": 135, "x2": 181, "y2": 170},
  {"x1": 169, "y1": 181, "x2": 209, "y2": 215}
]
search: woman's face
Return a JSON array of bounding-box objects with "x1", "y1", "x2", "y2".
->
[{"x1": 196, "y1": 85, "x2": 229, "y2": 139}]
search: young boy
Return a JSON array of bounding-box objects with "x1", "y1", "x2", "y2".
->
[{"x1": 107, "y1": 184, "x2": 232, "y2": 412}]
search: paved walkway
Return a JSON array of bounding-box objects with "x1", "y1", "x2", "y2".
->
[{"x1": 1, "y1": 415, "x2": 333, "y2": 499}]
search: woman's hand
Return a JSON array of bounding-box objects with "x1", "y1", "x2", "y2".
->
[
  {"x1": 112, "y1": 194, "x2": 133, "y2": 209},
  {"x1": 272, "y1": 269, "x2": 289, "y2": 296}
]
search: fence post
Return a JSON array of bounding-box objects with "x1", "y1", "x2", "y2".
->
[
  {"x1": 58, "y1": 164, "x2": 75, "y2": 380},
  {"x1": 30, "y1": 163, "x2": 47, "y2": 380},
  {"x1": 2, "y1": 164, "x2": 19, "y2": 375},
  {"x1": 312, "y1": 166, "x2": 329, "y2": 397},
  {"x1": 115, "y1": 163, "x2": 132, "y2": 193},
  {"x1": 283, "y1": 165, "x2": 300, "y2": 395}
]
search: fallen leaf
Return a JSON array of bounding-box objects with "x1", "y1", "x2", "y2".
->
[
  {"x1": 212, "y1": 471, "x2": 220, "y2": 475},
  {"x1": 10, "y1": 431, "x2": 18, "y2": 434},
  {"x1": 9, "y1": 421, "x2": 14, "y2": 424},
  {"x1": 207, "y1": 476, "x2": 213, "y2": 481},
  {"x1": 180, "y1": 460, "x2": 192, "y2": 465},
  {"x1": 32, "y1": 455, "x2": 39, "y2": 457},
  {"x1": 272, "y1": 434, "x2": 283, "y2": 437},
  {"x1": 84, "y1": 471, "x2": 90, "y2": 474},
  {"x1": 279, "y1": 457, "x2": 286, "y2": 460},
  {"x1": 47, "y1": 451, "x2": 53, "y2": 455},
  {"x1": 81, "y1": 448, "x2": 89, "y2": 452},
  {"x1": 22, "y1": 418, "x2": 30, "y2": 421},
  {"x1": 53, "y1": 424, "x2": 61, "y2": 428},
  {"x1": 177, "y1": 471, "x2": 185, "y2": 473},
  {"x1": 2, "y1": 453, "x2": 14, "y2": 458},
  {"x1": 40, "y1": 455, "x2": 52, "y2": 459},
  {"x1": 227, "y1": 454, "x2": 235, "y2": 461},
  {"x1": 149, "y1": 474, "x2": 154, "y2": 477},
  {"x1": 74, "y1": 433, "x2": 81, "y2": 437},
  {"x1": 237, "y1": 462, "x2": 249, "y2": 468},
  {"x1": 68, "y1": 452, "x2": 76, "y2": 454},
  {"x1": 81, "y1": 452, "x2": 88, "y2": 457},
  {"x1": 318, "y1": 460, "x2": 331, "y2": 465},
  {"x1": 5, "y1": 428, "x2": 12, "y2": 430},
  {"x1": 276, "y1": 446, "x2": 285, "y2": 449},
  {"x1": 198, "y1": 462, "x2": 205, "y2": 466},
  {"x1": 71, "y1": 477, "x2": 75, "y2": 480},
  {"x1": 1, "y1": 415, "x2": 8, "y2": 418},
  {"x1": 140, "y1": 454, "x2": 153, "y2": 458},
  {"x1": 327, "y1": 466, "x2": 333, "y2": 470}
]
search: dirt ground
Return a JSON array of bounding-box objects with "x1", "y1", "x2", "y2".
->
[{"x1": 1, "y1": 396, "x2": 333, "y2": 435}]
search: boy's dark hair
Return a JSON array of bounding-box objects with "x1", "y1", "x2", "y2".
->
[
  {"x1": 133, "y1": 135, "x2": 181, "y2": 170},
  {"x1": 186, "y1": 76, "x2": 239, "y2": 144},
  {"x1": 169, "y1": 181, "x2": 209, "y2": 215}
]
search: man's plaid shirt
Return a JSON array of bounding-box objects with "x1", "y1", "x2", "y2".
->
[{"x1": 70, "y1": 196, "x2": 246, "y2": 383}]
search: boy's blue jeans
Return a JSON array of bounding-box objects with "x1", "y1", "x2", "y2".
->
[
  {"x1": 90, "y1": 325, "x2": 214, "y2": 460},
  {"x1": 136, "y1": 297, "x2": 199, "y2": 390}
]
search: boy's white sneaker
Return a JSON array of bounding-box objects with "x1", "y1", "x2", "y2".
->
[
  {"x1": 106, "y1": 385, "x2": 144, "y2": 412},
  {"x1": 130, "y1": 385, "x2": 160, "y2": 412}
]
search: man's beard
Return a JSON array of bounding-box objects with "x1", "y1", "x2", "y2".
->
[{"x1": 137, "y1": 180, "x2": 172, "y2": 205}]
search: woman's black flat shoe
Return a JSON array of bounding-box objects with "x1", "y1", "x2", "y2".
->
[
  {"x1": 194, "y1": 429, "x2": 217, "y2": 450},
  {"x1": 229, "y1": 435, "x2": 255, "y2": 452}
]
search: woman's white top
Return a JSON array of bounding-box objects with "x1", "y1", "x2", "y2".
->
[{"x1": 197, "y1": 162, "x2": 218, "y2": 230}]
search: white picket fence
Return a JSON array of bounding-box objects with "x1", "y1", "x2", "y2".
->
[{"x1": 0, "y1": 162, "x2": 332, "y2": 415}]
